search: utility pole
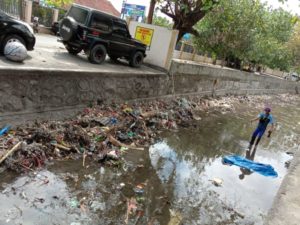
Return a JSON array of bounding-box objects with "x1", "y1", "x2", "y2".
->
[{"x1": 121, "y1": 0, "x2": 127, "y2": 19}]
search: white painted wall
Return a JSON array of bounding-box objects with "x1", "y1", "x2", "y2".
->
[{"x1": 128, "y1": 21, "x2": 178, "y2": 70}]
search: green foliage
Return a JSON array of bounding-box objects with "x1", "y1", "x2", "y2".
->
[
  {"x1": 193, "y1": 0, "x2": 296, "y2": 71},
  {"x1": 152, "y1": 15, "x2": 173, "y2": 28},
  {"x1": 46, "y1": 0, "x2": 73, "y2": 8},
  {"x1": 32, "y1": 3, "x2": 53, "y2": 27},
  {"x1": 158, "y1": 0, "x2": 219, "y2": 42},
  {"x1": 287, "y1": 22, "x2": 300, "y2": 73}
]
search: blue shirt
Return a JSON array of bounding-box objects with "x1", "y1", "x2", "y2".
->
[{"x1": 257, "y1": 113, "x2": 274, "y2": 130}]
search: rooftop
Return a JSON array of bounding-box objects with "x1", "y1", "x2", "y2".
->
[{"x1": 74, "y1": 0, "x2": 121, "y2": 17}]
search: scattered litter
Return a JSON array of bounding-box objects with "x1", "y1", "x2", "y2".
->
[
  {"x1": 90, "y1": 201, "x2": 106, "y2": 212},
  {"x1": 84, "y1": 174, "x2": 95, "y2": 180},
  {"x1": 0, "y1": 96, "x2": 248, "y2": 172},
  {"x1": 133, "y1": 184, "x2": 145, "y2": 194},
  {"x1": 168, "y1": 209, "x2": 183, "y2": 225},
  {"x1": 125, "y1": 197, "x2": 138, "y2": 224},
  {"x1": 107, "y1": 150, "x2": 119, "y2": 160},
  {"x1": 0, "y1": 125, "x2": 10, "y2": 136},
  {"x1": 210, "y1": 178, "x2": 223, "y2": 187},
  {"x1": 70, "y1": 198, "x2": 79, "y2": 208},
  {"x1": 120, "y1": 146, "x2": 129, "y2": 152},
  {"x1": 285, "y1": 160, "x2": 292, "y2": 168},
  {"x1": 34, "y1": 197, "x2": 45, "y2": 203}
]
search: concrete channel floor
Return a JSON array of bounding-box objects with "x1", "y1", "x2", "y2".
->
[{"x1": 0, "y1": 34, "x2": 163, "y2": 75}]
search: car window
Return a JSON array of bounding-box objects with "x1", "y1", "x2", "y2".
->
[
  {"x1": 67, "y1": 6, "x2": 88, "y2": 24},
  {"x1": 90, "y1": 14, "x2": 111, "y2": 31},
  {"x1": 113, "y1": 21, "x2": 129, "y2": 37}
]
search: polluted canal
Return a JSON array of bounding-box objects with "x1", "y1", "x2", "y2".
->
[{"x1": 0, "y1": 94, "x2": 299, "y2": 225}]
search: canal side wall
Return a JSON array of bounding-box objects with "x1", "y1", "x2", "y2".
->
[
  {"x1": 169, "y1": 60, "x2": 299, "y2": 97},
  {"x1": 264, "y1": 150, "x2": 300, "y2": 225},
  {"x1": 0, "y1": 60, "x2": 299, "y2": 124}
]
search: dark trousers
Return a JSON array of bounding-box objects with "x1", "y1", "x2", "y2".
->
[{"x1": 250, "y1": 127, "x2": 266, "y2": 146}]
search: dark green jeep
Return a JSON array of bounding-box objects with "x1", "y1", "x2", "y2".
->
[{"x1": 59, "y1": 4, "x2": 147, "y2": 67}]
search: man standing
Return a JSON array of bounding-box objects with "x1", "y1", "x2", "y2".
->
[{"x1": 248, "y1": 107, "x2": 274, "y2": 150}]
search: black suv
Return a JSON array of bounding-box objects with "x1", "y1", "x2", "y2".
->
[
  {"x1": 0, "y1": 10, "x2": 36, "y2": 53},
  {"x1": 59, "y1": 4, "x2": 147, "y2": 67}
]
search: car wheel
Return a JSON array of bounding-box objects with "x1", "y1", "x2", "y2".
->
[
  {"x1": 109, "y1": 55, "x2": 118, "y2": 62},
  {"x1": 88, "y1": 44, "x2": 107, "y2": 64},
  {"x1": 66, "y1": 45, "x2": 82, "y2": 55},
  {"x1": 1, "y1": 35, "x2": 26, "y2": 51},
  {"x1": 129, "y1": 51, "x2": 144, "y2": 68}
]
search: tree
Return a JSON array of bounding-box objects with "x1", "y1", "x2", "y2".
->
[
  {"x1": 147, "y1": 0, "x2": 157, "y2": 24},
  {"x1": 287, "y1": 22, "x2": 300, "y2": 73},
  {"x1": 157, "y1": 0, "x2": 218, "y2": 43},
  {"x1": 193, "y1": 0, "x2": 295, "y2": 71},
  {"x1": 153, "y1": 15, "x2": 173, "y2": 28},
  {"x1": 247, "y1": 8, "x2": 296, "y2": 71},
  {"x1": 46, "y1": 0, "x2": 73, "y2": 8},
  {"x1": 194, "y1": 0, "x2": 264, "y2": 67}
]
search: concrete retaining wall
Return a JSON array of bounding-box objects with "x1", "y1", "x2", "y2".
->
[
  {"x1": 0, "y1": 68, "x2": 169, "y2": 124},
  {"x1": 169, "y1": 60, "x2": 299, "y2": 97},
  {"x1": 264, "y1": 150, "x2": 300, "y2": 225},
  {"x1": 0, "y1": 60, "x2": 299, "y2": 125}
]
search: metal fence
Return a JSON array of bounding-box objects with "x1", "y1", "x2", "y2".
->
[{"x1": 0, "y1": 0, "x2": 25, "y2": 19}]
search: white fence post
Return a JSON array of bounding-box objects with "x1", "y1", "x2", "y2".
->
[
  {"x1": 24, "y1": 0, "x2": 32, "y2": 24},
  {"x1": 52, "y1": 8, "x2": 59, "y2": 23}
]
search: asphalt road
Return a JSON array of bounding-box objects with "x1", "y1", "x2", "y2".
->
[{"x1": 0, "y1": 34, "x2": 161, "y2": 74}]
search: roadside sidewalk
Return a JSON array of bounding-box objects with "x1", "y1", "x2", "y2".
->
[{"x1": 0, "y1": 34, "x2": 161, "y2": 75}]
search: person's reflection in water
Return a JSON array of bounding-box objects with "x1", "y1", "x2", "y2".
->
[{"x1": 239, "y1": 147, "x2": 257, "y2": 180}]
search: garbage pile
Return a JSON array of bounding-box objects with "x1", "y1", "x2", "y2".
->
[{"x1": 0, "y1": 94, "x2": 287, "y2": 172}]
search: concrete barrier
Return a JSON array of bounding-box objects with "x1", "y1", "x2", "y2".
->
[{"x1": 0, "y1": 60, "x2": 299, "y2": 125}]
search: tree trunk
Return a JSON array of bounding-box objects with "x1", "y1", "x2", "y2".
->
[
  {"x1": 147, "y1": 0, "x2": 156, "y2": 24},
  {"x1": 176, "y1": 30, "x2": 185, "y2": 44}
]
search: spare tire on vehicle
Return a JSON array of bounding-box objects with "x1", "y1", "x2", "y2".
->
[{"x1": 59, "y1": 17, "x2": 78, "y2": 41}]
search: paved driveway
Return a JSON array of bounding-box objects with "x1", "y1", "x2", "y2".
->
[{"x1": 0, "y1": 34, "x2": 161, "y2": 75}]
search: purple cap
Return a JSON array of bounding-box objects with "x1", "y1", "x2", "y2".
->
[{"x1": 264, "y1": 107, "x2": 271, "y2": 112}]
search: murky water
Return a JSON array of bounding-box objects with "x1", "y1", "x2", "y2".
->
[{"x1": 1, "y1": 95, "x2": 299, "y2": 225}]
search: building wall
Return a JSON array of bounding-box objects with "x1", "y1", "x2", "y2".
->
[{"x1": 128, "y1": 21, "x2": 178, "y2": 70}]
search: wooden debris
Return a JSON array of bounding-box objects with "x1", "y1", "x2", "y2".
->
[
  {"x1": 141, "y1": 111, "x2": 158, "y2": 118},
  {"x1": 0, "y1": 141, "x2": 23, "y2": 164},
  {"x1": 108, "y1": 135, "x2": 144, "y2": 151},
  {"x1": 51, "y1": 143, "x2": 71, "y2": 151}
]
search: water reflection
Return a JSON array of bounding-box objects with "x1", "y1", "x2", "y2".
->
[
  {"x1": 239, "y1": 147, "x2": 257, "y2": 180},
  {"x1": 149, "y1": 139, "x2": 291, "y2": 224},
  {"x1": 149, "y1": 101, "x2": 298, "y2": 224}
]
